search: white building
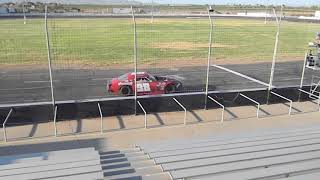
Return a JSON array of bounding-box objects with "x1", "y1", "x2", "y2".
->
[
  {"x1": 112, "y1": 8, "x2": 131, "y2": 14},
  {"x1": 8, "y1": 7, "x2": 16, "y2": 13},
  {"x1": 316, "y1": 11, "x2": 320, "y2": 18},
  {"x1": 237, "y1": 12, "x2": 272, "y2": 17},
  {"x1": 0, "y1": 7, "x2": 8, "y2": 14}
]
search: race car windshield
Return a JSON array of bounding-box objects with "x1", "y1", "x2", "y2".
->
[
  {"x1": 118, "y1": 73, "x2": 129, "y2": 80},
  {"x1": 148, "y1": 74, "x2": 156, "y2": 81}
]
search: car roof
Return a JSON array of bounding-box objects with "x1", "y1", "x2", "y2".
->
[{"x1": 127, "y1": 72, "x2": 149, "y2": 79}]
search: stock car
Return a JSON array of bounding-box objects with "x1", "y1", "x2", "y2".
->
[{"x1": 108, "y1": 72, "x2": 182, "y2": 96}]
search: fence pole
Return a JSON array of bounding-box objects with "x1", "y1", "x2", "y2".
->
[
  {"x1": 299, "y1": 52, "x2": 308, "y2": 101},
  {"x1": 23, "y1": 2, "x2": 26, "y2": 25},
  {"x1": 204, "y1": 7, "x2": 214, "y2": 110},
  {"x1": 151, "y1": 0, "x2": 154, "y2": 23},
  {"x1": 45, "y1": 5, "x2": 56, "y2": 112},
  {"x1": 267, "y1": 7, "x2": 282, "y2": 104},
  {"x1": 131, "y1": 6, "x2": 138, "y2": 115},
  {"x1": 53, "y1": 105, "x2": 57, "y2": 137}
]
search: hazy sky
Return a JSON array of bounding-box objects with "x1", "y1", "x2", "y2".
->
[{"x1": 140, "y1": 0, "x2": 319, "y2": 6}]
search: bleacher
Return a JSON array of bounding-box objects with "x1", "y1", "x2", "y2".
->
[
  {"x1": 137, "y1": 126, "x2": 320, "y2": 180},
  {"x1": 3, "y1": 126, "x2": 320, "y2": 179},
  {"x1": 0, "y1": 147, "x2": 104, "y2": 180}
]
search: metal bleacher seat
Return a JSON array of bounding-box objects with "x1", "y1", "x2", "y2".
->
[
  {"x1": 137, "y1": 126, "x2": 320, "y2": 180},
  {"x1": 0, "y1": 147, "x2": 104, "y2": 180}
]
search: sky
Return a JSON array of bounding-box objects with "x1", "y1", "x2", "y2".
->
[{"x1": 139, "y1": 0, "x2": 319, "y2": 6}]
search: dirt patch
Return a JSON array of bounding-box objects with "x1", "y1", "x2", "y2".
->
[
  {"x1": 151, "y1": 42, "x2": 238, "y2": 50},
  {"x1": 0, "y1": 57, "x2": 303, "y2": 71}
]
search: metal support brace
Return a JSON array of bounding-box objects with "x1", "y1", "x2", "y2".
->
[
  {"x1": 53, "y1": 105, "x2": 57, "y2": 137},
  {"x1": 311, "y1": 75, "x2": 320, "y2": 95},
  {"x1": 173, "y1": 98, "x2": 187, "y2": 125},
  {"x1": 98, "y1": 102, "x2": 103, "y2": 134},
  {"x1": 240, "y1": 93, "x2": 260, "y2": 118},
  {"x1": 270, "y1": 91, "x2": 293, "y2": 115},
  {"x1": 208, "y1": 96, "x2": 225, "y2": 123},
  {"x1": 137, "y1": 101, "x2": 147, "y2": 129},
  {"x1": 3, "y1": 108, "x2": 13, "y2": 142},
  {"x1": 299, "y1": 89, "x2": 320, "y2": 112},
  {"x1": 204, "y1": 7, "x2": 214, "y2": 110}
]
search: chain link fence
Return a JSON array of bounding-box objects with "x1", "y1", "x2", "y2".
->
[{"x1": 0, "y1": 4, "x2": 319, "y2": 107}]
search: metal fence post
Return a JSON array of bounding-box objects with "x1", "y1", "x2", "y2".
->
[
  {"x1": 151, "y1": 0, "x2": 154, "y2": 23},
  {"x1": 299, "y1": 52, "x2": 308, "y2": 101},
  {"x1": 267, "y1": 7, "x2": 282, "y2": 104},
  {"x1": 131, "y1": 6, "x2": 138, "y2": 115},
  {"x1": 204, "y1": 8, "x2": 214, "y2": 110},
  {"x1": 53, "y1": 105, "x2": 57, "y2": 137},
  {"x1": 23, "y1": 2, "x2": 26, "y2": 25},
  {"x1": 3, "y1": 108, "x2": 13, "y2": 142},
  {"x1": 45, "y1": 5, "x2": 56, "y2": 112}
]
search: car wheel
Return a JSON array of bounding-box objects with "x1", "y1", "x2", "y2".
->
[
  {"x1": 165, "y1": 84, "x2": 176, "y2": 94},
  {"x1": 120, "y1": 86, "x2": 132, "y2": 96}
]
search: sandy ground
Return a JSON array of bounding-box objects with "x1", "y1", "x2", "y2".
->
[
  {"x1": 0, "y1": 100, "x2": 319, "y2": 155},
  {"x1": 0, "y1": 57, "x2": 304, "y2": 71}
]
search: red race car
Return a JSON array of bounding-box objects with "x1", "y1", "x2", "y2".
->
[{"x1": 108, "y1": 72, "x2": 182, "y2": 96}]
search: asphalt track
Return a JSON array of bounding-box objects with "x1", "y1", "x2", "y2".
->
[{"x1": 0, "y1": 60, "x2": 319, "y2": 105}]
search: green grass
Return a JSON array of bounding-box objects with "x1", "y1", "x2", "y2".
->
[{"x1": 0, "y1": 18, "x2": 319, "y2": 66}]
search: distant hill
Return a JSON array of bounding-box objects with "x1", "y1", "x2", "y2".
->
[{"x1": 0, "y1": 0, "x2": 142, "y2": 5}]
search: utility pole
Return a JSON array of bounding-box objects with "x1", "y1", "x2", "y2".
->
[
  {"x1": 23, "y1": 0, "x2": 27, "y2": 24},
  {"x1": 151, "y1": 0, "x2": 154, "y2": 23}
]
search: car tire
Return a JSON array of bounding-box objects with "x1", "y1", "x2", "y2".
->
[
  {"x1": 165, "y1": 84, "x2": 176, "y2": 94},
  {"x1": 120, "y1": 86, "x2": 132, "y2": 96}
]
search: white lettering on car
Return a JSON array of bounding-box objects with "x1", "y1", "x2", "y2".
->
[{"x1": 137, "y1": 83, "x2": 151, "y2": 92}]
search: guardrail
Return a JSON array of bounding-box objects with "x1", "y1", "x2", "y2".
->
[
  {"x1": 173, "y1": 98, "x2": 187, "y2": 125},
  {"x1": 270, "y1": 91, "x2": 293, "y2": 115},
  {"x1": 98, "y1": 103, "x2": 103, "y2": 134},
  {"x1": 137, "y1": 101, "x2": 147, "y2": 129},
  {"x1": 2, "y1": 108, "x2": 13, "y2": 142},
  {"x1": 208, "y1": 96, "x2": 225, "y2": 123},
  {"x1": 239, "y1": 93, "x2": 261, "y2": 118},
  {"x1": 299, "y1": 89, "x2": 320, "y2": 112}
]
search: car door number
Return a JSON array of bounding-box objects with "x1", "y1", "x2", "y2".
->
[{"x1": 137, "y1": 83, "x2": 151, "y2": 92}]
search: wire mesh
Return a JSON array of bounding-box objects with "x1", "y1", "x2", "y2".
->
[
  {"x1": 208, "y1": 16, "x2": 277, "y2": 92},
  {"x1": 0, "y1": 3, "x2": 320, "y2": 107},
  {"x1": 48, "y1": 12, "x2": 134, "y2": 101},
  {"x1": 135, "y1": 6, "x2": 210, "y2": 96},
  {"x1": 0, "y1": 16, "x2": 51, "y2": 105},
  {"x1": 274, "y1": 7, "x2": 320, "y2": 88}
]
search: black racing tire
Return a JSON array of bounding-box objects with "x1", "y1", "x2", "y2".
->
[
  {"x1": 119, "y1": 86, "x2": 132, "y2": 96},
  {"x1": 165, "y1": 84, "x2": 176, "y2": 94}
]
